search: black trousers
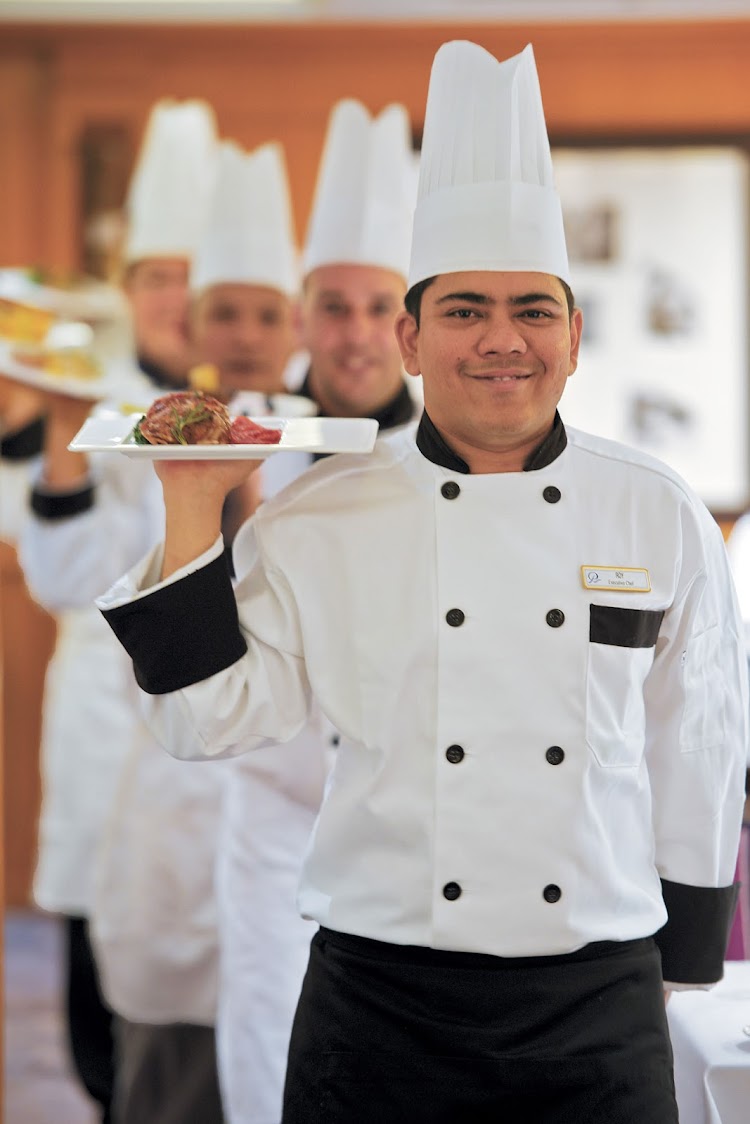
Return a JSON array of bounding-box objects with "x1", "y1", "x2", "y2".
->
[
  {"x1": 64, "y1": 916, "x2": 115, "y2": 1123},
  {"x1": 112, "y1": 1018, "x2": 224, "y2": 1124},
  {"x1": 282, "y1": 928, "x2": 678, "y2": 1124}
]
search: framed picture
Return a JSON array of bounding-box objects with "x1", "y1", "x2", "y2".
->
[{"x1": 553, "y1": 144, "x2": 750, "y2": 515}]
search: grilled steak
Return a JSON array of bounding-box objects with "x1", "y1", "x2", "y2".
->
[{"x1": 138, "y1": 391, "x2": 232, "y2": 445}]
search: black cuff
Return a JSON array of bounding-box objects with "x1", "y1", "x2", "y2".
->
[
  {"x1": 654, "y1": 878, "x2": 740, "y2": 983},
  {"x1": 101, "y1": 551, "x2": 248, "y2": 694},
  {"x1": 0, "y1": 416, "x2": 45, "y2": 460},
  {"x1": 30, "y1": 484, "x2": 96, "y2": 520}
]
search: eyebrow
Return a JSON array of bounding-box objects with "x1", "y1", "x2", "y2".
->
[
  {"x1": 317, "y1": 290, "x2": 399, "y2": 304},
  {"x1": 435, "y1": 290, "x2": 563, "y2": 308}
]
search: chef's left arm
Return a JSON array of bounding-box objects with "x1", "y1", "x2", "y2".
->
[{"x1": 646, "y1": 509, "x2": 748, "y2": 990}]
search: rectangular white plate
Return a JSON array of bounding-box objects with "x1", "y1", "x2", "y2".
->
[
  {"x1": 0, "y1": 339, "x2": 124, "y2": 402},
  {"x1": 69, "y1": 412, "x2": 379, "y2": 459}
]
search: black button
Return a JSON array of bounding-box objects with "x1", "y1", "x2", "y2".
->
[
  {"x1": 445, "y1": 745, "x2": 465, "y2": 764},
  {"x1": 543, "y1": 884, "x2": 562, "y2": 903},
  {"x1": 331, "y1": 733, "x2": 340, "y2": 747},
  {"x1": 441, "y1": 481, "x2": 461, "y2": 500},
  {"x1": 546, "y1": 609, "x2": 565, "y2": 628},
  {"x1": 545, "y1": 746, "x2": 564, "y2": 766},
  {"x1": 543, "y1": 485, "x2": 561, "y2": 504},
  {"x1": 443, "y1": 882, "x2": 462, "y2": 901},
  {"x1": 446, "y1": 609, "x2": 465, "y2": 627}
]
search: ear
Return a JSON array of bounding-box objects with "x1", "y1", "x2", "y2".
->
[
  {"x1": 567, "y1": 306, "x2": 584, "y2": 377},
  {"x1": 394, "y1": 310, "x2": 421, "y2": 376}
]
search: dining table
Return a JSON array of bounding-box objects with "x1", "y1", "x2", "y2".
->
[{"x1": 667, "y1": 960, "x2": 750, "y2": 1124}]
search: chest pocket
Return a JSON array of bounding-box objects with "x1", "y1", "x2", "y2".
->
[{"x1": 586, "y1": 604, "x2": 664, "y2": 768}]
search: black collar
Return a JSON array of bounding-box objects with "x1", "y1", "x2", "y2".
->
[
  {"x1": 137, "y1": 354, "x2": 187, "y2": 390},
  {"x1": 299, "y1": 371, "x2": 416, "y2": 433},
  {"x1": 415, "y1": 410, "x2": 567, "y2": 474}
]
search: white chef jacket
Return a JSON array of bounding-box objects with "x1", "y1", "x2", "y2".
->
[
  {"x1": 726, "y1": 512, "x2": 750, "y2": 662},
  {"x1": 213, "y1": 438, "x2": 330, "y2": 1119},
  {"x1": 99, "y1": 422, "x2": 747, "y2": 975},
  {"x1": 18, "y1": 370, "x2": 224, "y2": 1022},
  {"x1": 1, "y1": 425, "x2": 126, "y2": 917}
]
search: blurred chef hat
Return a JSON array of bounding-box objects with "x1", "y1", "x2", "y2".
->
[
  {"x1": 124, "y1": 99, "x2": 218, "y2": 264},
  {"x1": 302, "y1": 99, "x2": 416, "y2": 281},
  {"x1": 191, "y1": 140, "x2": 299, "y2": 297},
  {"x1": 408, "y1": 42, "x2": 569, "y2": 289}
]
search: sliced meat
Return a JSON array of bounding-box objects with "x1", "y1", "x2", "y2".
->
[{"x1": 139, "y1": 391, "x2": 232, "y2": 445}]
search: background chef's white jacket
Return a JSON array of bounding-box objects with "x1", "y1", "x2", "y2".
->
[
  {"x1": 2, "y1": 433, "x2": 128, "y2": 917},
  {"x1": 19, "y1": 375, "x2": 225, "y2": 1023},
  {"x1": 215, "y1": 446, "x2": 333, "y2": 1120},
  {"x1": 19, "y1": 373, "x2": 163, "y2": 920},
  {"x1": 99, "y1": 424, "x2": 748, "y2": 973}
]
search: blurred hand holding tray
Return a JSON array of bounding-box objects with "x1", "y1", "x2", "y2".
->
[{"x1": 69, "y1": 411, "x2": 380, "y2": 459}]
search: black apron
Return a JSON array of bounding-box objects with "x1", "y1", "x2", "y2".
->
[{"x1": 282, "y1": 928, "x2": 677, "y2": 1124}]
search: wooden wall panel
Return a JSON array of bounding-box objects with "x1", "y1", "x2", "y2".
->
[
  {"x1": 2, "y1": 17, "x2": 750, "y2": 273},
  {"x1": 1, "y1": 545, "x2": 56, "y2": 907}
]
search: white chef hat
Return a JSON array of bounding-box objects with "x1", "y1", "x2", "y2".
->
[
  {"x1": 408, "y1": 42, "x2": 570, "y2": 289},
  {"x1": 302, "y1": 99, "x2": 416, "y2": 281},
  {"x1": 191, "y1": 140, "x2": 298, "y2": 297},
  {"x1": 124, "y1": 99, "x2": 218, "y2": 264}
]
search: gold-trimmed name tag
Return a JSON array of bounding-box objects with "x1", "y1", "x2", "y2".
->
[{"x1": 580, "y1": 566, "x2": 651, "y2": 592}]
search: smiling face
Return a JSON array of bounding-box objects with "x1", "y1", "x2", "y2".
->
[
  {"x1": 396, "y1": 271, "x2": 582, "y2": 473},
  {"x1": 190, "y1": 283, "x2": 297, "y2": 397},
  {"x1": 300, "y1": 263, "x2": 406, "y2": 417}
]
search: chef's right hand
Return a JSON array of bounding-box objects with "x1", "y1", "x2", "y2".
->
[
  {"x1": 155, "y1": 457, "x2": 263, "y2": 581},
  {"x1": 154, "y1": 455, "x2": 262, "y2": 501}
]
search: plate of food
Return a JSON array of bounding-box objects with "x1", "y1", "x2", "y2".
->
[
  {"x1": 0, "y1": 326, "x2": 119, "y2": 401},
  {"x1": 69, "y1": 391, "x2": 379, "y2": 459}
]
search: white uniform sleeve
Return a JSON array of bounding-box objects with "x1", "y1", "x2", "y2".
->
[
  {"x1": 98, "y1": 522, "x2": 313, "y2": 762},
  {"x1": 19, "y1": 457, "x2": 162, "y2": 610}
]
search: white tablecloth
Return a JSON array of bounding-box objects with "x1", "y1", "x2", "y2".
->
[{"x1": 667, "y1": 961, "x2": 750, "y2": 1124}]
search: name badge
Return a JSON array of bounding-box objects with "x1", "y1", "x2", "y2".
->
[{"x1": 581, "y1": 566, "x2": 651, "y2": 592}]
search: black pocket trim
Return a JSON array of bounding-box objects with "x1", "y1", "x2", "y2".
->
[{"x1": 589, "y1": 604, "x2": 664, "y2": 648}]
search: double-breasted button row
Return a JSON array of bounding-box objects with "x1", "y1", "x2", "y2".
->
[
  {"x1": 444, "y1": 745, "x2": 561, "y2": 766},
  {"x1": 446, "y1": 608, "x2": 565, "y2": 629},
  {"x1": 443, "y1": 482, "x2": 560, "y2": 504},
  {"x1": 443, "y1": 881, "x2": 562, "y2": 904}
]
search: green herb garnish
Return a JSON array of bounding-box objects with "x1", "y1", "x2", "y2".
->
[
  {"x1": 169, "y1": 402, "x2": 213, "y2": 444},
  {"x1": 131, "y1": 416, "x2": 149, "y2": 444}
]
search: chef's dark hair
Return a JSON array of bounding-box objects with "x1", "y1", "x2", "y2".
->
[{"x1": 404, "y1": 275, "x2": 576, "y2": 327}]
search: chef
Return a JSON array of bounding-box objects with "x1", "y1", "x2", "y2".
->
[
  {"x1": 294, "y1": 97, "x2": 420, "y2": 426},
  {"x1": 19, "y1": 100, "x2": 219, "y2": 1124},
  {"x1": 217, "y1": 96, "x2": 419, "y2": 1124},
  {"x1": 90, "y1": 137, "x2": 310, "y2": 1124},
  {"x1": 97, "y1": 42, "x2": 746, "y2": 1124}
]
